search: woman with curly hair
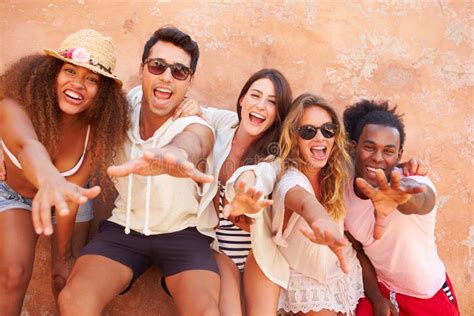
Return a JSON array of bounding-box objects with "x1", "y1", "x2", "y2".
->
[{"x1": 0, "y1": 29, "x2": 129, "y2": 314}]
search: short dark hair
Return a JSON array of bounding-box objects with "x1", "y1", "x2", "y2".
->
[
  {"x1": 343, "y1": 99, "x2": 406, "y2": 149},
  {"x1": 141, "y1": 25, "x2": 199, "y2": 72}
]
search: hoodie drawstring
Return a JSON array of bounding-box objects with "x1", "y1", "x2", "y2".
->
[{"x1": 124, "y1": 143, "x2": 135, "y2": 235}]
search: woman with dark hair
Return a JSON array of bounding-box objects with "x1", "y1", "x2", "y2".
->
[
  {"x1": 169, "y1": 68, "x2": 293, "y2": 314},
  {"x1": 0, "y1": 29, "x2": 129, "y2": 314}
]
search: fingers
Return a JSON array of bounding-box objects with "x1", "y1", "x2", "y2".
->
[
  {"x1": 79, "y1": 185, "x2": 101, "y2": 200},
  {"x1": 107, "y1": 159, "x2": 146, "y2": 177},
  {"x1": 54, "y1": 191, "x2": 70, "y2": 217},
  {"x1": 222, "y1": 204, "x2": 233, "y2": 218},
  {"x1": 403, "y1": 158, "x2": 430, "y2": 176},
  {"x1": 235, "y1": 180, "x2": 246, "y2": 194},
  {"x1": 390, "y1": 171, "x2": 401, "y2": 190},
  {"x1": 31, "y1": 190, "x2": 55, "y2": 236},
  {"x1": 31, "y1": 197, "x2": 45, "y2": 235},
  {"x1": 403, "y1": 158, "x2": 417, "y2": 176},
  {"x1": 300, "y1": 226, "x2": 317, "y2": 241},
  {"x1": 334, "y1": 248, "x2": 349, "y2": 274},
  {"x1": 173, "y1": 103, "x2": 186, "y2": 120},
  {"x1": 355, "y1": 177, "x2": 376, "y2": 198},
  {"x1": 188, "y1": 168, "x2": 214, "y2": 183},
  {"x1": 257, "y1": 198, "x2": 273, "y2": 209},
  {"x1": 375, "y1": 169, "x2": 389, "y2": 190},
  {"x1": 173, "y1": 98, "x2": 200, "y2": 119}
]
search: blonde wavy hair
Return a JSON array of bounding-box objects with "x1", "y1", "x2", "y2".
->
[{"x1": 279, "y1": 93, "x2": 352, "y2": 221}]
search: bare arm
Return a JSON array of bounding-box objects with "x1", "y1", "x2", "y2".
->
[
  {"x1": 0, "y1": 98, "x2": 100, "y2": 235},
  {"x1": 285, "y1": 185, "x2": 349, "y2": 273},
  {"x1": 108, "y1": 123, "x2": 214, "y2": 183},
  {"x1": 0, "y1": 142, "x2": 5, "y2": 180},
  {"x1": 345, "y1": 232, "x2": 398, "y2": 316}
]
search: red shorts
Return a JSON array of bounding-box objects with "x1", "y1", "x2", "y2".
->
[{"x1": 356, "y1": 274, "x2": 459, "y2": 316}]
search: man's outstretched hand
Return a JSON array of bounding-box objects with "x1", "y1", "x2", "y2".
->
[
  {"x1": 108, "y1": 147, "x2": 213, "y2": 184},
  {"x1": 355, "y1": 169, "x2": 426, "y2": 240}
]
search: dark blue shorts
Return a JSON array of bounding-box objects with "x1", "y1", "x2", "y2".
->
[{"x1": 80, "y1": 220, "x2": 219, "y2": 293}]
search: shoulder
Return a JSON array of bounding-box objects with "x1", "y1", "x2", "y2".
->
[
  {"x1": 127, "y1": 85, "x2": 142, "y2": 110},
  {"x1": 277, "y1": 168, "x2": 312, "y2": 193},
  {"x1": 174, "y1": 116, "x2": 214, "y2": 134}
]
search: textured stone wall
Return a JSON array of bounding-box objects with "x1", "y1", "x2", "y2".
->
[{"x1": 1, "y1": 1, "x2": 472, "y2": 315}]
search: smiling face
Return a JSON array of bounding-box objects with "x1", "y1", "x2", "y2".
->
[
  {"x1": 239, "y1": 78, "x2": 277, "y2": 138},
  {"x1": 353, "y1": 123, "x2": 403, "y2": 186},
  {"x1": 56, "y1": 63, "x2": 100, "y2": 115},
  {"x1": 140, "y1": 41, "x2": 192, "y2": 120},
  {"x1": 297, "y1": 105, "x2": 336, "y2": 172}
]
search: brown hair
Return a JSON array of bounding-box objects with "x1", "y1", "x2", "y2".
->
[
  {"x1": 279, "y1": 93, "x2": 352, "y2": 221},
  {"x1": 236, "y1": 68, "x2": 293, "y2": 165},
  {"x1": 0, "y1": 54, "x2": 130, "y2": 190}
]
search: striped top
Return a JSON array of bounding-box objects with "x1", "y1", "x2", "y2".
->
[{"x1": 216, "y1": 181, "x2": 251, "y2": 271}]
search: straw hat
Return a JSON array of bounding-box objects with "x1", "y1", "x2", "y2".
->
[{"x1": 44, "y1": 29, "x2": 122, "y2": 86}]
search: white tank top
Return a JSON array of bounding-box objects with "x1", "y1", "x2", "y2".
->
[{"x1": 1, "y1": 125, "x2": 90, "y2": 177}]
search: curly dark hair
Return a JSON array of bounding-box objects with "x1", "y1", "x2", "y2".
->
[
  {"x1": 343, "y1": 99, "x2": 406, "y2": 149},
  {"x1": 0, "y1": 54, "x2": 130, "y2": 191}
]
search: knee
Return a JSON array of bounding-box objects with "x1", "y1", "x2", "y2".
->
[
  {"x1": 58, "y1": 284, "x2": 82, "y2": 314},
  {"x1": 0, "y1": 263, "x2": 32, "y2": 291}
]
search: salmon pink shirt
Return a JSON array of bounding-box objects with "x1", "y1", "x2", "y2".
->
[{"x1": 344, "y1": 173, "x2": 446, "y2": 298}]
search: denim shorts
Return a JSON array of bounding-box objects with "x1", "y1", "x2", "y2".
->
[{"x1": 0, "y1": 181, "x2": 93, "y2": 223}]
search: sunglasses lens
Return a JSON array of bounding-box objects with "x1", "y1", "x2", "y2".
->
[
  {"x1": 320, "y1": 124, "x2": 337, "y2": 138},
  {"x1": 297, "y1": 124, "x2": 337, "y2": 140},
  {"x1": 297, "y1": 126, "x2": 317, "y2": 140},
  {"x1": 147, "y1": 60, "x2": 167, "y2": 75},
  {"x1": 171, "y1": 65, "x2": 190, "y2": 80}
]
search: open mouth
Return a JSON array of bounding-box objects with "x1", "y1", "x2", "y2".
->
[
  {"x1": 64, "y1": 89, "x2": 84, "y2": 102},
  {"x1": 366, "y1": 166, "x2": 384, "y2": 176},
  {"x1": 154, "y1": 87, "x2": 173, "y2": 100},
  {"x1": 310, "y1": 145, "x2": 327, "y2": 160},
  {"x1": 249, "y1": 111, "x2": 266, "y2": 124}
]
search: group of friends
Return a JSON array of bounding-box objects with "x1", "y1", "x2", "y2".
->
[{"x1": 0, "y1": 26, "x2": 460, "y2": 316}]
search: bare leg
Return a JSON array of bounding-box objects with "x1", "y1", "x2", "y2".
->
[
  {"x1": 58, "y1": 255, "x2": 133, "y2": 316},
  {"x1": 0, "y1": 209, "x2": 38, "y2": 316},
  {"x1": 214, "y1": 251, "x2": 242, "y2": 315},
  {"x1": 166, "y1": 269, "x2": 220, "y2": 316},
  {"x1": 51, "y1": 221, "x2": 91, "y2": 299},
  {"x1": 244, "y1": 251, "x2": 280, "y2": 316}
]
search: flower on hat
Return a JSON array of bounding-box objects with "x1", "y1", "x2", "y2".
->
[{"x1": 71, "y1": 47, "x2": 91, "y2": 63}]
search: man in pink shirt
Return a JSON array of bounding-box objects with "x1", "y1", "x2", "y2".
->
[{"x1": 343, "y1": 100, "x2": 459, "y2": 316}]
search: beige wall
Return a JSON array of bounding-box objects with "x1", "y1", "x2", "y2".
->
[{"x1": 1, "y1": 0, "x2": 472, "y2": 314}]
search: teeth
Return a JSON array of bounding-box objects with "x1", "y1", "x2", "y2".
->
[
  {"x1": 250, "y1": 112, "x2": 265, "y2": 120},
  {"x1": 312, "y1": 146, "x2": 326, "y2": 150},
  {"x1": 367, "y1": 167, "x2": 378, "y2": 172},
  {"x1": 65, "y1": 90, "x2": 82, "y2": 100},
  {"x1": 156, "y1": 87, "x2": 172, "y2": 93}
]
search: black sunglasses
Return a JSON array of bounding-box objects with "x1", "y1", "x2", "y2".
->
[
  {"x1": 297, "y1": 123, "x2": 338, "y2": 140},
  {"x1": 143, "y1": 58, "x2": 193, "y2": 81}
]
